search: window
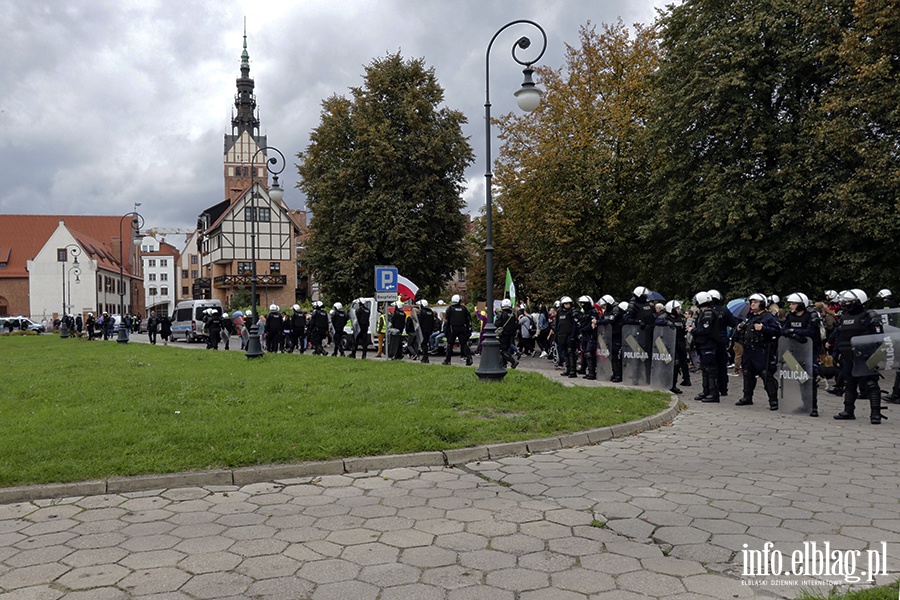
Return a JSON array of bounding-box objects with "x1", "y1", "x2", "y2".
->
[
  {"x1": 149, "y1": 287, "x2": 157, "y2": 296},
  {"x1": 190, "y1": 270, "x2": 198, "y2": 279},
  {"x1": 161, "y1": 287, "x2": 168, "y2": 296},
  {"x1": 190, "y1": 255, "x2": 198, "y2": 265},
  {"x1": 149, "y1": 274, "x2": 156, "y2": 282},
  {"x1": 238, "y1": 262, "x2": 253, "y2": 275},
  {"x1": 148, "y1": 259, "x2": 156, "y2": 267},
  {"x1": 182, "y1": 269, "x2": 188, "y2": 278},
  {"x1": 98, "y1": 276, "x2": 103, "y2": 291},
  {"x1": 160, "y1": 273, "x2": 168, "y2": 281},
  {"x1": 258, "y1": 207, "x2": 271, "y2": 222},
  {"x1": 160, "y1": 259, "x2": 167, "y2": 267},
  {"x1": 57, "y1": 249, "x2": 68, "y2": 262},
  {"x1": 182, "y1": 286, "x2": 189, "y2": 296},
  {"x1": 269, "y1": 262, "x2": 280, "y2": 274},
  {"x1": 458, "y1": 268, "x2": 466, "y2": 282}
]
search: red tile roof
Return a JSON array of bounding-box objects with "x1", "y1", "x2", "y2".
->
[{"x1": 0, "y1": 215, "x2": 139, "y2": 278}]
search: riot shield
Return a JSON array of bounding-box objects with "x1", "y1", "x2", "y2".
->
[
  {"x1": 596, "y1": 323, "x2": 613, "y2": 381},
  {"x1": 622, "y1": 324, "x2": 652, "y2": 386},
  {"x1": 650, "y1": 325, "x2": 677, "y2": 391},
  {"x1": 876, "y1": 308, "x2": 900, "y2": 332},
  {"x1": 349, "y1": 302, "x2": 361, "y2": 338},
  {"x1": 777, "y1": 336, "x2": 815, "y2": 414},
  {"x1": 851, "y1": 332, "x2": 900, "y2": 377}
]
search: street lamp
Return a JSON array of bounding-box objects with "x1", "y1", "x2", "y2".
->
[
  {"x1": 117, "y1": 211, "x2": 145, "y2": 343},
  {"x1": 67, "y1": 264, "x2": 81, "y2": 319},
  {"x1": 59, "y1": 244, "x2": 81, "y2": 339},
  {"x1": 476, "y1": 20, "x2": 547, "y2": 382},
  {"x1": 245, "y1": 145, "x2": 285, "y2": 359}
]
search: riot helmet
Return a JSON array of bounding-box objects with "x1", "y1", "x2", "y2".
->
[
  {"x1": 501, "y1": 298, "x2": 512, "y2": 309},
  {"x1": 417, "y1": 299, "x2": 429, "y2": 308},
  {"x1": 876, "y1": 289, "x2": 892, "y2": 300},
  {"x1": 560, "y1": 296, "x2": 573, "y2": 306},
  {"x1": 269, "y1": 304, "x2": 279, "y2": 312},
  {"x1": 768, "y1": 294, "x2": 780, "y2": 307},
  {"x1": 333, "y1": 302, "x2": 343, "y2": 311},
  {"x1": 292, "y1": 304, "x2": 300, "y2": 311},
  {"x1": 825, "y1": 289, "x2": 839, "y2": 303},
  {"x1": 785, "y1": 292, "x2": 809, "y2": 312},
  {"x1": 578, "y1": 295, "x2": 593, "y2": 311},
  {"x1": 618, "y1": 301, "x2": 629, "y2": 311},
  {"x1": 599, "y1": 294, "x2": 615, "y2": 307},
  {"x1": 664, "y1": 300, "x2": 682, "y2": 314},
  {"x1": 451, "y1": 294, "x2": 461, "y2": 304},
  {"x1": 707, "y1": 289, "x2": 722, "y2": 303},
  {"x1": 695, "y1": 291, "x2": 713, "y2": 307},
  {"x1": 633, "y1": 286, "x2": 650, "y2": 300}
]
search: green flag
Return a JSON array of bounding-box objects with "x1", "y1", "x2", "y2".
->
[{"x1": 504, "y1": 268, "x2": 516, "y2": 308}]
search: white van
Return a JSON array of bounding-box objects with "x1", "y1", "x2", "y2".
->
[{"x1": 171, "y1": 299, "x2": 223, "y2": 343}]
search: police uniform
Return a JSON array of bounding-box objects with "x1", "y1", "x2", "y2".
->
[
  {"x1": 443, "y1": 301, "x2": 473, "y2": 365},
  {"x1": 736, "y1": 304, "x2": 781, "y2": 410},
  {"x1": 833, "y1": 290, "x2": 884, "y2": 423}
]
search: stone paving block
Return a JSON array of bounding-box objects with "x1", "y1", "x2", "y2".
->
[
  {"x1": 445, "y1": 447, "x2": 491, "y2": 466},
  {"x1": 344, "y1": 452, "x2": 445, "y2": 473},
  {"x1": 116, "y1": 567, "x2": 191, "y2": 595},
  {"x1": 313, "y1": 580, "x2": 380, "y2": 600},
  {"x1": 0, "y1": 481, "x2": 107, "y2": 505},
  {"x1": 244, "y1": 576, "x2": 315, "y2": 600},
  {"x1": 381, "y1": 583, "x2": 447, "y2": 600},
  {"x1": 420, "y1": 564, "x2": 482, "y2": 589},
  {"x1": 682, "y1": 573, "x2": 757, "y2": 597},
  {"x1": 56, "y1": 564, "x2": 129, "y2": 590},
  {"x1": 557, "y1": 432, "x2": 591, "y2": 448},
  {"x1": 107, "y1": 470, "x2": 232, "y2": 494},
  {"x1": 180, "y1": 571, "x2": 252, "y2": 599},
  {"x1": 487, "y1": 441, "x2": 529, "y2": 460},
  {"x1": 527, "y1": 437, "x2": 563, "y2": 453},
  {"x1": 232, "y1": 460, "x2": 344, "y2": 485},
  {"x1": 357, "y1": 563, "x2": 422, "y2": 587},
  {"x1": 0, "y1": 563, "x2": 71, "y2": 590},
  {"x1": 485, "y1": 567, "x2": 550, "y2": 591}
]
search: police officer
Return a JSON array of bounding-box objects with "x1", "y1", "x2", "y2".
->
[
  {"x1": 657, "y1": 300, "x2": 690, "y2": 393},
  {"x1": 307, "y1": 301, "x2": 329, "y2": 355},
  {"x1": 624, "y1": 286, "x2": 656, "y2": 384},
  {"x1": 599, "y1": 299, "x2": 626, "y2": 383},
  {"x1": 735, "y1": 293, "x2": 780, "y2": 410},
  {"x1": 495, "y1": 299, "x2": 519, "y2": 369},
  {"x1": 206, "y1": 308, "x2": 223, "y2": 350},
  {"x1": 265, "y1": 304, "x2": 283, "y2": 353},
  {"x1": 330, "y1": 302, "x2": 349, "y2": 357},
  {"x1": 689, "y1": 292, "x2": 720, "y2": 403},
  {"x1": 443, "y1": 295, "x2": 473, "y2": 366},
  {"x1": 349, "y1": 299, "x2": 371, "y2": 360},
  {"x1": 875, "y1": 289, "x2": 897, "y2": 309},
  {"x1": 833, "y1": 289, "x2": 885, "y2": 424},
  {"x1": 389, "y1": 301, "x2": 408, "y2": 360},
  {"x1": 782, "y1": 292, "x2": 820, "y2": 417},
  {"x1": 708, "y1": 289, "x2": 739, "y2": 397},
  {"x1": 555, "y1": 296, "x2": 578, "y2": 377},
  {"x1": 416, "y1": 300, "x2": 435, "y2": 364},
  {"x1": 289, "y1": 304, "x2": 306, "y2": 353},
  {"x1": 577, "y1": 296, "x2": 599, "y2": 380}
]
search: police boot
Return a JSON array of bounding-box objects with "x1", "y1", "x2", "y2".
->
[
  {"x1": 764, "y1": 374, "x2": 779, "y2": 411},
  {"x1": 610, "y1": 357, "x2": 623, "y2": 382},
  {"x1": 810, "y1": 378, "x2": 819, "y2": 417},
  {"x1": 584, "y1": 355, "x2": 597, "y2": 380},
  {"x1": 834, "y1": 386, "x2": 857, "y2": 420},
  {"x1": 421, "y1": 352, "x2": 428, "y2": 364},
  {"x1": 567, "y1": 353, "x2": 578, "y2": 378},
  {"x1": 736, "y1": 372, "x2": 755, "y2": 406},
  {"x1": 577, "y1": 354, "x2": 587, "y2": 375},
  {"x1": 701, "y1": 369, "x2": 720, "y2": 403},
  {"x1": 869, "y1": 384, "x2": 885, "y2": 424}
]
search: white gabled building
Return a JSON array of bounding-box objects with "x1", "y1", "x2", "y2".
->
[{"x1": 140, "y1": 236, "x2": 180, "y2": 316}]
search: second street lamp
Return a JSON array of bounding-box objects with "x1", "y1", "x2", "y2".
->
[
  {"x1": 475, "y1": 20, "x2": 547, "y2": 382},
  {"x1": 59, "y1": 244, "x2": 81, "y2": 339},
  {"x1": 117, "y1": 211, "x2": 144, "y2": 343},
  {"x1": 245, "y1": 145, "x2": 285, "y2": 359}
]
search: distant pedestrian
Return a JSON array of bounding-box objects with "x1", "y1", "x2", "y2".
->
[
  {"x1": 147, "y1": 310, "x2": 159, "y2": 345},
  {"x1": 160, "y1": 314, "x2": 172, "y2": 345}
]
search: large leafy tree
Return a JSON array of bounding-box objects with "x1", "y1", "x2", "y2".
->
[
  {"x1": 297, "y1": 53, "x2": 473, "y2": 301},
  {"x1": 483, "y1": 21, "x2": 661, "y2": 302},
  {"x1": 648, "y1": 0, "x2": 900, "y2": 298}
]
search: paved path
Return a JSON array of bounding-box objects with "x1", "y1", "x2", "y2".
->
[{"x1": 2, "y1": 346, "x2": 899, "y2": 598}]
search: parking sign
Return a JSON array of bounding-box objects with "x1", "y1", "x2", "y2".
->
[{"x1": 375, "y1": 266, "x2": 398, "y2": 293}]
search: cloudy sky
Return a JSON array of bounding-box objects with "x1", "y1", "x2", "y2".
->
[{"x1": 0, "y1": 0, "x2": 669, "y2": 234}]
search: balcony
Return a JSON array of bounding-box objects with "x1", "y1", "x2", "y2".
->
[{"x1": 213, "y1": 274, "x2": 287, "y2": 288}]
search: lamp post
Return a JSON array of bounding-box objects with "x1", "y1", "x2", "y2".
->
[
  {"x1": 59, "y1": 244, "x2": 82, "y2": 339},
  {"x1": 117, "y1": 211, "x2": 145, "y2": 343},
  {"x1": 245, "y1": 146, "x2": 285, "y2": 359},
  {"x1": 475, "y1": 20, "x2": 546, "y2": 382},
  {"x1": 68, "y1": 264, "x2": 81, "y2": 317}
]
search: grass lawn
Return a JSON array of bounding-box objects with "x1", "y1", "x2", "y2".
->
[{"x1": 0, "y1": 335, "x2": 669, "y2": 487}]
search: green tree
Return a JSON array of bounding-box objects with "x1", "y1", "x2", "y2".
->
[
  {"x1": 485, "y1": 21, "x2": 661, "y2": 302},
  {"x1": 297, "y1": 53, "x2": 474, "y2": 301},
  {"x1": 648, "y1": 0, "x2": 878, "y2": 298}
]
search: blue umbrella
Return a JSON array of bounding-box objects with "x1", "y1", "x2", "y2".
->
[
  {"x1": 231, "y1": 310, "x2": 244, "y2": 318},
  {"x1": 647, "y1": 291, "x2": 666, "y2": 302},
  {"x1": 727, "y1": 298, "x2": 750, "y2": 320}
]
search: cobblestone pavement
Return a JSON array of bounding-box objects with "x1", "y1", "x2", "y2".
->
[{"x1": 2, "y1": 347, "x2": 899, "y2": 598}]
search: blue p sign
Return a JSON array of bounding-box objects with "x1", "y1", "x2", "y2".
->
[{"x1": 375, "y1": 266, "x2": 398, "y2": 293}]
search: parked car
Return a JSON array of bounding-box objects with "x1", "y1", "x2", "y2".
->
[{"x1": 0, "y1": 316, "x2": 46, "y2": 333}]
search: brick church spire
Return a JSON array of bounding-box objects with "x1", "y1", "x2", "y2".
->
[{"x1": 232, "y1": 19, "x2": 260, "y2": 138}]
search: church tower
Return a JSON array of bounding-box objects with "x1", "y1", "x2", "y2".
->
[{"x1": 223, "y1": 22, "x2": 268, "y2": 202}]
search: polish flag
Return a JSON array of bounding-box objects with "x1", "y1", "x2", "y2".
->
[{"x1": 397, "y1": 275, "x2": 419, "y2": 301}]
